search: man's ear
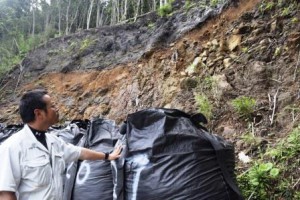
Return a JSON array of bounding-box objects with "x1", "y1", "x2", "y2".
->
[{"x1": 34, "y1": 109, "x2": 43, "y2": 120}]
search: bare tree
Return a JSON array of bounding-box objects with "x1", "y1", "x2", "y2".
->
[
  {"x1": 58, "y1": 0, "x2": 62, "y2": 35},
  {"x1": 121, "y1": 0, "x2": 128, "y2": 21},
  {"x1": 65, "y1": 0, "x2": 71, "y2": 34},
  {"x1": 87, "y1": 0, "x2": 95, "y2": 29},
  {"x1": 96, "y1": 0, "x2": 105, "y2": 27},
  {"x1": 31, "y1": 0, "x2": 36, "y2": 36}
]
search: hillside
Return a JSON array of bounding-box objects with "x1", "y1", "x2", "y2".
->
[{"x1": 0, "y1": 0, "x2": 300, "y2": 199}]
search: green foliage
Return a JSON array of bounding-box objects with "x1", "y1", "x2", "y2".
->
[
  {"x1": 267, "y1": 126, "x2": 300, "y2": 160},
  {"x1": 68, "y1": 41, "x2": 78, "y2": 52},
  {"x1": 291, "y1": 17, "x2": 299, "y2": 23},
  {"x1": 238, "y1": 126, "x2": 300, "y2": 199},
  {"x1": 79, "y1": 38, "x2": 94, "y2": 52},
  {"x1": 265, "y1": 2, "x2": 275, "y2": 11},
  {"x1": 232, "y1": 96, "x2": 256, "y2": 118},
  {"x1": 281, "y1": 7, "x2": 291, "y2": 16},
  {"x1": 241, "y1": 47, "x2": 248, "y2": 53},
  {"x1": 210, "y1": 0, "x2": 219, "y2": 7},
  {"x1": 184, "y1": 0, "x2": 194, "y2": 11},
  {"x1": 44, "y1": 26, "x2": 57, "y2": 40},
  {"x1": 194, "y1": 94, "x2": 212, "y2": 119},
  {"x1": 147, "y1": 23, "x2": 155, "y2": 29},
  {"x1": 259, "y1": 0, "x2": 299, "y2": 16},
  {"x1": 238, "y1": 162, "x2": 280, "y2": 199},
  {"x1": 0, "y1": 55, "x2": 21, "y2": 77},
  {"x1": 202, "y1": 76, "x2": 216, "y2": 91},
  {"x1": 0, "y1": 34, "x2": 41, "y2": 78},
  {"x1": 157, "y1": 4, "x2": 172, "y2": 17},
  {"x1": 273, "y1": 47, "x2": 281, "y2": 57},
  {"x1": 182, "y1": 77, "x2": 198, "y2": 90},
  {"x1": 241, "y1": 132, "x2": 261, "y2": 146}
]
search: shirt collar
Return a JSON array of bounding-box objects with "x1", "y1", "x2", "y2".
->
[{"x1": 24, "y1": 125, "x2": 49, "y2": 152}]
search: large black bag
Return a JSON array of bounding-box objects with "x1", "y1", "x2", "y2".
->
[
  {"x1": 123, "y1": 108, "x2": 243, "y2": 200},
  {"x1": 60, "y1": 120, "x2": 90, "y2": 200},
  {"x1": 0, "y1": 124, "x2": 24, "y2": 145},
  {"x1": 71, "y1": 118, "x2": 121, "y2": 200}
]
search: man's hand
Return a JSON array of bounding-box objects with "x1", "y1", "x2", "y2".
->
[
  {"x1": 108, "y1": 145, "x2": 122, "y2": 160},
  {"x1": 80, "y1": 145, "x2": 123, "y2": 161}
]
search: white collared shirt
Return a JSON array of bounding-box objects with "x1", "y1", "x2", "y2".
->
[{"x1": 0, "y1": 124, "x2": 82, "y2": 200}]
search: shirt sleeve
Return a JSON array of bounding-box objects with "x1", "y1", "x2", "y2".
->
[
  {"x1": 52, "y1": 136, "x2": 82, "y2": 164},
  {"x1": 0, "y1": 142, "x2": 21, "y2": 192},
  {"x1": 62, "y1": 142, "x2": 82, "y2": 163}
]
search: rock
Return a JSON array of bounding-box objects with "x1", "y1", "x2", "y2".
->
[
  {"x1": 229, "y1": 54, "x2": 238, "y2": 59},
  {"x1": 163, "y1": 103, "x2": 172, "y2": 108},
  {"x1": 214, "y1": 74, "x2": 232, "y2": 90},
  {"x1": 278, "y1": 92, "x2": 294, "y2": 108},
  {"x1": 221, "y1": 126, "x2": 236, "y2": 135},
  {"x1": 223, "y1": 58, "x2": 232, "y2": 68},
  {"x1": 287, "y1": 32, "x2": 300, "y2": 49},
  {"x1": 180, "y1": 71, "x2": 187, "y2": 76},
  {"x1": 201, "y1": 50, "x2": 208, "y2": 57},
  {"x1": 270, "y1": 20, "x2": 277, "y2": 33},
  {"x1": 252, "y1": 27, "x2": 264, "y2": 36},
  {"x1": 259, "y1": 38, "x2": 271, "y2": 45},
  {"x1": 227, "y1": 34, "x2": 242, "y2": 51},
  {"x1": 185, "y1": 57, "x2": 202, "y2": 75},
  {"x1": 207, "y1": 61, "x2": 215, "y2": 68},
  {"x1": 211, "y1": 39, "x2": 219, "y2": 46},
  {"x1": 213, "y1": 56, "x2": 224, "y2": 63},
  {"x1": 84, "y1": 104, "x2": 110, "y2": 118},
  {"x1": 252, "y1": 61, "x2": 266, "y2": 73},
  {"x1": 69, "y1": 83, "x2": 83, "y2": 92},
  {"x1": 219, "y1": 37, "x2": 227, "y2": 52}
]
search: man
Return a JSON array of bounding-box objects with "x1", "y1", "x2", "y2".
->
[{"x1": 0, "y1": 89, "x2": 122, "y2": 200}]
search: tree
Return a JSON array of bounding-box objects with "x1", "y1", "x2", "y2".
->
[{"x1": 87, "y1": 0, "x2": 95, "y2": 29}]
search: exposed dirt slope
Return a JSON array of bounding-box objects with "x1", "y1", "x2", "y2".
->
[{"x1": 0, "y1": 0, "x2": 262, "y2": 125}]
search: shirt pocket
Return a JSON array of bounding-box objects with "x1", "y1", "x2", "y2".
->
[
  {"x1": 23, "y1": 158, "x2": 52, "y2": 187},
  {"x1": 53, "y1": 152, "x2": 65, "y2": 175}
]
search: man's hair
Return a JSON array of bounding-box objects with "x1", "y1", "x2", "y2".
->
[{"x1": 19, "y1": 89, "x2": 48, "y2": 123}]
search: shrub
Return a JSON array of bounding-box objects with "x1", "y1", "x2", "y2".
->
[
  {"x1": 210, "y1": 0, "x2": 219, "y2": 7},
  {"x1": 157, "y1": 4, "x2": 172, "y2": 17},
  {"x1": 80, "y1": 38, "x2": 94, "y2": 52},
  {"x1": 238, "y1": 162, "x2": 280, "y2": 199},
  {"x1": 237, "y1": 126, "x2": 300, "y2": 199},
  {"x1": 195, "y1": 94, "x2": 212, "y2": 119},
  {"x1": 232, "y1": 96, "x2": 256, "y2": 118}
]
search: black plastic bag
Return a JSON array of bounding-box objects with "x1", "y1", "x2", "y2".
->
[
  {"x1": 0, "y1": 124, "x2": 24, "y2": 145},
  {"x1": 71, "y1": 118, "x2": 121, "y2": 200},
  {"x1": 123, "y1": 108, "x2": 243, "y2": 200}
]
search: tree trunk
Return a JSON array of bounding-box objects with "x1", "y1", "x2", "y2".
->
[
  {"x1": 160, "y1": 0, "x2": 163, "y2": 7},
  {"x1": 32, "y1": 0, "x2": 35, "y2": 36},
  {"x1": 69, "y1": 5, "x2": 79, "y2": 32},
  {"x1": 65, "y1": 0, "x2": 71, "y2": 35},
  {"x1": 110, "y1": 0, "x2": 116, "y2": 25},
  {"x1": 135, "y1": 0, "x2": 141, "y2": 21},
  {"x1": 96, "y1": 0, "x2": 100, "y2": 27},
  {"x1": 121, "y1": 0, "x2": 127, "y2": 21},
  {"x1": 58, "y1": 0, "x2": 61, "y2": 35},
  {"x1": 152, "y1": 0, "x2": 156, "y2": 11},
  {"x1": 87, "y1": 0, "x2": 94, "y2": 29}
]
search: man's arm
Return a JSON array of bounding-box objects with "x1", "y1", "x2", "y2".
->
[
  {"x1": 0, "y1": 191, "x2": 17, "y2": 200},
  {"x1": 79, "y1": 145, "x2": 122, "y2": 161}
]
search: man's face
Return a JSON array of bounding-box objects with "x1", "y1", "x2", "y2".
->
[{"x1": 42, "y1": 94, "x2": 59, "y2": 126}]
